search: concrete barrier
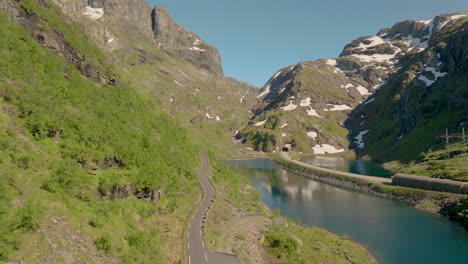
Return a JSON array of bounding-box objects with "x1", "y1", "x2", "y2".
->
[{"x1": 392, "y1": 173, "x2": 468, "y2": 194}]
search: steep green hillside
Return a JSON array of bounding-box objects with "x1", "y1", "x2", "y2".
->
[{"x1": 0, "y1": 7, "x2": 199, "y2": 262}]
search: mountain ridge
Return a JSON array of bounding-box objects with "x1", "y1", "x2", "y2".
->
[{"x1": 239, "y1": 11, "x2": 467, "y2": 164}]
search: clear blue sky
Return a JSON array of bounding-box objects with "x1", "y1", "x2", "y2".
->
[{"x1": 146, "y1": 0, "x2": 467, "y2": 87}]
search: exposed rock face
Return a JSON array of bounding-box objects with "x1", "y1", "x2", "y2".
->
[
  {"x1": 241, "y1": 12, "x2": 467, "y2": 157},
  {"x1": 52, "y1": 0, "x2": 223, "y2": 74},
  {"x1": 1, "y1": 0, "x2": 116, "y2": 84},
  {"x1": 151, "y1": 6, "x2": 223, "y2": 74},
  {"x1": 89, "y1": 0, "x2": 154, "y2": 40},
  {"x1": 51, "y1": 0, "x2": 87, "y2": 12}
]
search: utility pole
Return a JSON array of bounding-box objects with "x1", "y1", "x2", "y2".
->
[
  {"x1": 437, "y1": 129, "x2": 465, "y2": 160},
  {"x1": 445, "y1": 128, "x2": 450, "y2": 160},
  {"x1": 463, "y1": 127, "x2": 466, "y2": 155}
]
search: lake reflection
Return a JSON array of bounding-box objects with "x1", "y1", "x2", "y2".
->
[{"x1": 300, "y1": 156, "x2": 393, "y2": 177}]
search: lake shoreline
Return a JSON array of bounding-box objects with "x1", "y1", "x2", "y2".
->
[{"x1": 273, "y1": 154, "x2": 468, "y2": 230}]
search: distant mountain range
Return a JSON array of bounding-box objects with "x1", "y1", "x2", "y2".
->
[{"x1": 238, "y1": 12, "x2": 467, "y2": 163}]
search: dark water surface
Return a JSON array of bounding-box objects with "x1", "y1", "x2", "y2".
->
[
  {"x1": 300, "y1": 156, "x2": 393, "y2": 177},
  {"x1": 224, "y1": 159, "x2": 468, "y2": 264}
]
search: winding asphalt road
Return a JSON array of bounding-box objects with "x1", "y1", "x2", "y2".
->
[
  {"x1": 280, "y1": 152, "x2": 392, "y2": 184},
  {"x1": 187, "y1": 154, "x2": 240, "y2": 264}
]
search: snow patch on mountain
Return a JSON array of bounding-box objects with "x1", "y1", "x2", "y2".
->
[
  {"x1": 364, "y1": 98, "x2": 375, "y2": 105},
  {"x1": 255, "y1": 119, "x2": 268, "y2": 127},
  {"x1": 281, "y1": 101, "x2": 298, "y2": 111},
  {"x1": 300, "y1": 98, "x2": 312, "y2": 107},
  {"x1": 356, "y1": 36, "x2": 386, "y2": 49},
  {"x1": 307, "y1": 131, "x2": 318, "y2": 140},
  {"x1": 325, "y1": 59, "x2": 337, "y2": 66},
  {"x1": 312, "y1": 144, "x2": 345, "y2": 154},
  {"x1": 257, "y1": 85, "x2": 270, "y2": 98},
  {"x1": 356, "y1": 85, "x2": 370, "y2": 95},
  {"x1": 307, "y1": 108, "x2": 322, "y2": 117},
  {"x1": 298, "y1": 97, "x2": 322, "y2": 117},
  {"x1": 351, "y1": 52, "x2": 398, "y2": 64},
  {"x1": 417, "y1": 64, "x2": 447, "y2": 86},
  {"x1": 373, "y1": 80, "x2": 386, "y2": 90},
  {"x1": 342, "y1": 83, "x2": 354, "y2": 91},
  {"x1": 83, "y1": 6, "x2": 104, "y2": 20},
  {"x1": 324, "y1": 104, "x2": 352, "y2": 111},
  {"x1": 189, "y1": 46, "x2": 206, "y2": 52},
  {"x1": 354, "y1": 129, "x2": 370, "y2": 148}
]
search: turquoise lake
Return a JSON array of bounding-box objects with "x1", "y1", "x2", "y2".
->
[{"x1": 225, "y1": 159, "x2": 468, "y2": 264}]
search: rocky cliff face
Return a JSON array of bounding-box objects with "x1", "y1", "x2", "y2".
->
[
  {"x1": 88, "y1": 0, "x2": 154, "y2": 40},
  {"x1": 152, "y1": 6, "x2": 223, "y2": 75},
  {"x1": 239, "y1": 12, "x2": 467, "y2": 158},
  {"x1": 52, "y1": 0, "x2": 223, "y2": 74}
]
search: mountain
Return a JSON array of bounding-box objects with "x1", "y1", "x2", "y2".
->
[
  {"x1": 49, "y1": 0, "x2": 259, "y2": 155},
  {"x1": 238, "y1": 12, "x2": 467, "y2": 162},
  {"x1": 346, "y1": 12, "x2": 468, "y2": 164},
  {"x1": 0, "y1": 0, "x2": 377, "y2": 263}
]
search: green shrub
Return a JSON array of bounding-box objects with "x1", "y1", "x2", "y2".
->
[
  {"x1": 263, "y1": 233, "x2": 298, "y2": 258},
  {"x1": 89, "y1": 217, "x2": 103, "y2": 228},
  {"x1": 11, "y1": 153, "x2": 34, "y2": 169},
  {"x1": 94, "y1": 234, "x2": 112, "y2": 252},
  {"x1": 15, "y1": 199, "x2": 42, "y2": 232},
  {"x1": 42, "y1": 159, "x2": 89, "y2": 193},
  {"x1": 0, "y1": 237, "x2": 17, "y2": 261},
  {"x1": 123, "y1": 229, "x2": 160, "y2": 263}
]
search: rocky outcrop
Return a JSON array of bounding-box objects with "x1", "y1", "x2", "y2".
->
[
  {"x1": 52, "y1": 0, "x2": 224, "y2": 74},
  {"x1": 88, "y1": 0, "x2": 154, "y2": 40},
  {"x1": 98, "y1": 183, "x2": 163, "y2": 204},
  {"x1": 151, "y1": 6, "x2": 223, "y2": 74},
  {"x1": 51, "y1": 0, "x2": 87, "y2": 12},
  {"x1": 1, "y1": 0, "x2": 116, "y2": 84}
]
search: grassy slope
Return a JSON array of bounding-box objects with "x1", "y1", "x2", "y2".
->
[
  {"x1": 119, "y1": 60, "x2": 257, "y2": 158},
  {"x1": 386, "y1": 142, "x2": 468, "y2": 181},
  {"x1": 0, "y1": 8, "x2": 199, "y2": 263}
]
